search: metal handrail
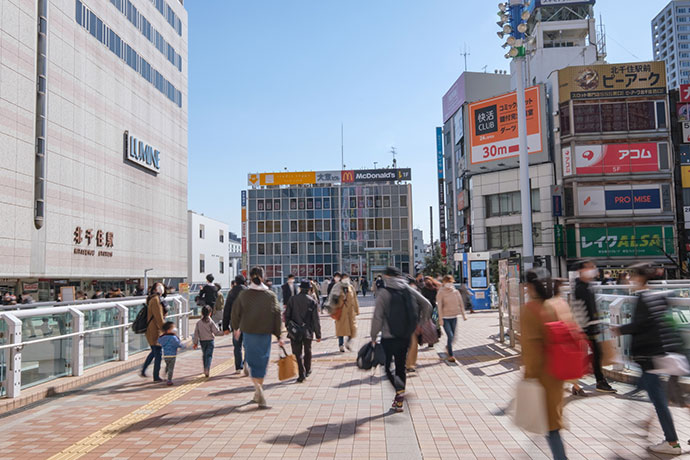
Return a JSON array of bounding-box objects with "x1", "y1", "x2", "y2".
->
[{"x1": 0, "y1": 295, "x2": 149, "y2": 311}]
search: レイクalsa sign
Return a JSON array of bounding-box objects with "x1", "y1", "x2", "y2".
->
[{"x1": 567, "y1": 225, "x2": 674, "y2": 259}]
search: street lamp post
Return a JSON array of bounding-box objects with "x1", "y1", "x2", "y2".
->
[
  {"x1": 144, "y1": 268, "x2": 154, "y2": 294},
  {"x1": 497, "y1": 0, "x2": 534, "y2": 270}
]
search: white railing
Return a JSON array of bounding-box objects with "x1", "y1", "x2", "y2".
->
[{"x1": 0, "y1": 295, "x2": 189, "y2": 399}]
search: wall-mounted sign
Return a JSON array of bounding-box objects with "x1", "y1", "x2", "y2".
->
[
  {"x1": 558, "y1": 61, "x2": 666, "y2": 101},
  {"x1": 576, "y1": 226, "x2": 674, "y2": 258},
  {"x1": 454, "y1": 111, "x2": 464, "y2": 144},
  {"x1": 561, "y1": 146, "x2": 573, "y2": 176},
  {"x1": 577, "y1": 185, "x2": 662, "y2": 216},
  {"x1": 572, "y1": 142, "x2": 660, "y2": 175},
  {"x1": 468, "y1": 85, "x2": 543, "y2": 166},
  {"x1": 682, "y1": 122, "x2": 690, "y2": 143},
  {"x1": 241, "y1": 190, "x2": 248, "y2": 272},
  {"x1": 682, "y1": 166, "x2": 690, "y2": 188},
  {"x1": 124, "y1": 131, "x2": 160, "y2": 173},
  {"x1": 685, "y1": 206, "x2": 690, "y2": 230},
  {"x1": 681, "y1": 84, "x2": 690, "y2": 103},
  {"x1": 247, "y1": 169, "x2": 412, "y2": 186},
  {"x1": 73, "y1": 226, "x2": 114, "y2": 257}
]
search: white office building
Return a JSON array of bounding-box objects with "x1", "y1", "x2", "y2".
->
[
  {"x1": 653, "y1": 0, "x2": 690, "y2": 89},
  {"x1": 0, "y1": 0, "x2": 188, "y2": 300},
  {"x1": 412, "y1": 229, "x2": 424, "y2": 271},
  {"x1": 187, "y1": 211, "x2": 230, "y2": 292},
  {"x1": 228, "y1": 232, "x2": 241, "y2": 281}
]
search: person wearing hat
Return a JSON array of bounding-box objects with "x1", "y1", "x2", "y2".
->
[
  {"x1": 223, "y1": 274, "x2": 248, "y2": 374},
  {"x1": 285, "y1": 280, "x2": 322, "y2": 382}
]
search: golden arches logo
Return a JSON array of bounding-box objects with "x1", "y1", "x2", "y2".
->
[{"x1": 342, "y1": 170, "x2": 354, "y2": 183}]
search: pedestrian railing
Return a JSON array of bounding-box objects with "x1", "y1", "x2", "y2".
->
[{"x1": 0, "y1": 295, "x2": 189, "y2": 399}]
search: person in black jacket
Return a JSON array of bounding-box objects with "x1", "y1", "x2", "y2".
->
[
  {"x1": 574, "y1": 260, "x2": 616, "y2": 394},
  {"x1": 613, "y1": 265, "x2": 683, "y2": 456},
  {"x1": 223, "y1": 275, "x2": 247, "y2": 374},
  {"x1": 285, "y1": 280, "x2": 321, "y2": 383},
  {"x1": 281, "y1": 274, "x2": 297, "y2": 308},
  {"x1": 198, "y1": 274, "x2": 218, "y2": 308}
]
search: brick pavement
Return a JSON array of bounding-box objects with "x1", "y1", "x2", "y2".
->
[{"x1": 1, "y1": 297, "x2": 690, "y2": 459}]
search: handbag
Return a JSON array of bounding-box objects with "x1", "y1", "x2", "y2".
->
[
  {"x1": 286, "y1": 320, "x2": 305, "y2": 341},
  {"x1": 357, "y1": 342, "x2": 377, "y2": 370},
  {"x1": 420, "y1": 319, "x2": 440, "y2": 345},
  {"x1": 650, "y1": 353, "x2": 690, "y2": 376},
  {"x1": 511, "y1": 379, "x2": 549, "y2": 435},
  {"x1": 277, "y1": 345, "x2": 298, "y2": 381}
]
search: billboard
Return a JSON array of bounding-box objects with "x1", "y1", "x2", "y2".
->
[
  {"x1": 241, "y1": 190, "x2": 248, "y2": 276},
  {"x1": 247, "y1": 169, "x2": 412, "y2": 186},
  {"x1": 342, "y1": 169, "x2": 412, "y2": 183},
  {"x1": 576, "y1": 226, "x2": 674, "y2": 258},
  {"x1": 536, "y1": 0, "x2": 595, "y2": 5},
  {"x1": 442, "y1": 75, "x2": 466, "y2": 123},
  {"x1": 558, "y1": 61, "x2": 666, "y2": 101},
  {"x1": 577, "y1": 185, "x2": 662, "y2": 216},
  {"x1": 570, "y1": 142, "x2": 661, "y2": 175},
  {"x1": 468, "y1": 85, "x2": 543, "y2": 166},
  {"x1": 436, "y1": 127, "x2": 447, "y2": 260}
]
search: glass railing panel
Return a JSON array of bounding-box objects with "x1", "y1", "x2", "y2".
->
[
  {"x1": 0, "y1": 319, "x2": 6, "y2": 397},
  {"x1": 128, "y1": 304, "x2": 150, "y2": 354},
  {"x1": 83, "y1": 307, "x2": 119, "y2": 369},
  {"x1": 20, "y1": 312, "x2": 72, "y2": 388}
]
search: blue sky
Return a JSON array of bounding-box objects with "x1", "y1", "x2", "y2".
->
[{"x1": 186, "y1": 1, "x2": 669, "y2": 239}]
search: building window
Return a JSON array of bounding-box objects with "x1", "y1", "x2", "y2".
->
[
  {"x1": 219, "y1": 230, "x2": 224, "y2": 243},
  {"x1": 258, "y1": 244, "x2": 265, "y2": 255},
  {"x1": 485, "y1": 190, "x2": 540, "y2": 217},
  {"x1": 487, "y1": 224, "x2": 542, "y2": 250},
  {"x1": 400, "y1": 195, "x2": 408, "y2": 207},
  {"x1": 199, "y1": 255, "x2": 205, "y2": 273},
  {"x1": 290, "y1": 199, "x2": 297, "y2": 210},
  {"x1": 219, "y1": 258, "x2": 224, "y2": 274},
  {"x1": 274, "y1": 199, "x2": 281, "y2": 210},
  {"x1": 199, "y1": 224, "x2": 205, "y2": 239},
  {"x1": 291, "y1": 243, "x2": 298, "y2": 254},
  {"x1": 258, "y1": 221, "x2": 265, "y2": 233}
]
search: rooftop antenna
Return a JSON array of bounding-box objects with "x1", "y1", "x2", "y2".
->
[
  {"x1": 482, "y1": 65, "x2": 487, "y2": 73},
  {"x1": 460, "y1": 43, "x2": 470, "y2": 72},
  {"x1": 374, "y1": 161, "x2": 378, "y2": 169},
  {"x1": 390, "y1": 147, "x2": 397, "y2": 168},
  {"x1": 341, "y1": 123, "x2": 345, "y2": 170}
]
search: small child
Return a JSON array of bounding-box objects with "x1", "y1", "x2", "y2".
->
[
  {"x1": 193, "y1": 306, "x2": 224, "y2": 377},
  {"x1": 158, "y1": 321, "x2": 185, "y2": 385}
]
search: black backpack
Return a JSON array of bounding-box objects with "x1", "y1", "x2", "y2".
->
[
  {"x1": 385, "y1": 287, "x2": 418, "y2": 338},
  {"x1": 132, "y1": 305, "x2": 151, "y2": 334}
]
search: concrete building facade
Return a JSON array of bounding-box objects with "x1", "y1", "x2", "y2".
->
[
  {"x1": 187, "y1": 211, "x2": 230, "y2": 292},
  {"x1": 653, "y1": 0, "x2": 690, "y2": 90}
]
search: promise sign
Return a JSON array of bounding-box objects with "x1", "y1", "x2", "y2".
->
[{"x1": 468, "y1": 86, "x2": 543, "y2": 165}]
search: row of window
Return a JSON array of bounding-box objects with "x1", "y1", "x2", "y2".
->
[
  {"x1": 254, "y1": 216, "x2": 410, "y2": 234},
  {"x1": 485, "y1": 190, "x2": 541, "y2": 218},
  {"x1": 560, "y1": 101, "x2": 666, "y2": 136},
  {"x1": 199, "y1": 258, "x2": 224, "y2": 274},
  {"x1": 75, "y1": 1, "x2": 182, "y2": 108},
  {"x1": 108, "y1": 0, "x2": 182, "y2": 71},
  {"x1": 253, "y1": 195, "x2": 406, "y2": 211},
  {"x1": 487, "y1": 224, "x2": 543, "y2": 250},
  {"x1": 147, "y1": 0, "x2": 182, "y2": 35},
  {"x1": 249, "y1": 185, "x2": 409, "y2": 199}
]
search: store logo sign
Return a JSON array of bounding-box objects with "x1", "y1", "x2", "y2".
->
[
  {"x1": 342, "y1": 170, "x2": 355, "y2": 183},
  {"x1": 124, "y1": 131, "x2": 160, "y2": 173}
]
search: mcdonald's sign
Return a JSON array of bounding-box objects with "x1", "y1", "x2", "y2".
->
[{"x1": 341, "y1": 170, "x2": 355, "y2": 183}]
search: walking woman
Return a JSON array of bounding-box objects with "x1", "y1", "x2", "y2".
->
[
  {"x1": 422, "y1": 277, "x2": 441, "y2": 348},
  {"x1": 141, "y1": 282, "x2": 166, "y2": 382},
  {"x1": 231, "y1": 267, "x2": 283, "y2": 408},
  {"x1": 330, "y1": 273, "x2": 360, "y2": 352},
  {"x1": 613, "y1": 265, "x2": 683, "y2": 455},
  {"x1": 437, "y1": 275, "x2": 466, "y2": 362},
  {"x1": 521, "y1": 269, "x2": 566, "y2": 460}
]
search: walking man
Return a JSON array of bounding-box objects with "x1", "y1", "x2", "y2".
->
[
  {"x1": 223, "y1": 275, "x2": 248, "y2": 374},
  {"x1": 281, "y1": 274, "x2": 297, "y2": 308},
  {"x1": 285, "y1": 280, "x2": 322, "y2": 382},
  {"x1": 371, "y1": 267, "x2": 431, "y2": 412},
  {"x1": 198, "y1": 274, "x2": 218, "y2": 309},
  {"x1": 574, "y1": 260, "x2": 616, "y2": 393}
]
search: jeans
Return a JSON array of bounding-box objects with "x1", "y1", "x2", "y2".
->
[
  {"x1": 443, "y1": 317, "x2": 458, "y2": 357},
  {"x1": 589, "y1": 339, "x2": 605, "y2": 383},
  {"x1": 142, "y1": 345, "x2": 162, "y2": 380},
  {"x1": 200, "y1": 340, "x2": 214, "y2": 370},
  {"x1": 546, "y1": 430, "x2": 567, "y2": 460},
  {"x1": 381, "y1": 337, "x2": 410, "y2": 392},
  {"x1": 291, "y1": 338, "x2": 313, "y2": 379},
  {"x1": 164, "y1": 357, "x2": 176, "y2": 381},
  {"x1": 338, "y1": 336, "x2": 351, "y2": 347},
  {"x1": 233, "y1": 332, "x2": 244, "y2": 370},
  {"x1": 639, "y1": 371, "x2": 678, "y2": 443}
]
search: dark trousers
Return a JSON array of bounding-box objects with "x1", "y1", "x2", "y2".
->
[
  {"x1": 546, "y1": 430, "x2": 567, "y2": 460},
  {"x1": 381, "y1": 337, "x2": 410, "y2": 392},
  {"x1": 589, "y1": 339, "x2": 605, "y2": 383},
  {"x1": 233, "y1": 332, "x2": 244, "y2": 370},
  {"x1": 443, "y1": 317, "x2": 458, "y2": 357},
  {"x1": 291, "y1": 338, "x2": 313, "y2": 379},
  {"x1": 142, "y1": 345, "x2": 162, "y2": 380},
  {"x1": 639, "y1": 372, "x2": 678, "y2": 443},
  {"x1": 200, "y1": 340, "x2": 214, "y2": 369}
]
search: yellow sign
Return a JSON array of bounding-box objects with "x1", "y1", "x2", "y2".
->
[
  {"x1": 178, "y1": 282, "x2": 189, "y2": 294},
  {"x1": 682, "y1": 166, "x2": 690, "y2": 188},
  {"x1": 558, "y1": 61, "x2": 666, "y2": 102},
  {"x1": 247, "y1": 171, "x2": 317, "y2": 186}
]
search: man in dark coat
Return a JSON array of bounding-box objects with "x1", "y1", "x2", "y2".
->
[
  {"x1": 281, "y1": 274, "x2": 297, "y2": 308},
  {"x1": 198, "y1": 274, "x2": 218, "y2": 308},
  {"x1": 285, "y1": 280, "x2": 321, "y2": 382},
  {"x1": 223, "y1": 275, "x2": 247, "y2": 373}
]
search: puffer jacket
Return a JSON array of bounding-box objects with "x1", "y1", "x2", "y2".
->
[
  {"x1": 371, "y1": 276, "x2": 432, "y2": 340},
  {"x1": 436, "y1": 283, "x2": 466, "y2": 320}
]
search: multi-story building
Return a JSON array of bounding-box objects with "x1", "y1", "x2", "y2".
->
[
  {"x1": 187, "y1": 211, "x2": 230, "y2": 292},
  {"x1": 412, "y1": 228, "x2": 424, "y2": 272},
  {"x1": 653, "y1": 0, "x2": 690, "y2": 89},
  {"x1": 228, "y1": 231, "x2": 241, "y2": 281},
  {"x1": 0, "y1": 0, "x2": 188, "y2": 300},
  {"x1": 243, "y1": 169, "x2": 414, "y2": 286}
]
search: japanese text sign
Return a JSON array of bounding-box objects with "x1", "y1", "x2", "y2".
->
[
  {"x1": 558, "y1": 61, "x2": 666, "y2": 101},
  {"x1": 682, "y1": 84, "x2": 690, "y2": 103},
  {"x1": 578, "y1": 226, "x2": 674, "y2": 258},
  {"x1": 468, "y1": 85, "x2": 543, "y2": 165},
  {"x1": 572, "y1": 142, "x2": 659, "y2": 175}
]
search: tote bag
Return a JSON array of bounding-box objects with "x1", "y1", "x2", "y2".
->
[
  {"x1": 511, "y1": 379, "x2": 549, "y2": 435},
  {"x1": 277, "y1": 346, "x2": 298, "y2": 381}
]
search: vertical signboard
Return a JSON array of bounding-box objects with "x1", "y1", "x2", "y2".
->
[
  {"x1": 241, "y1": 190, "x2": 247, "y2": 277},
  {"x1": 436, "y1": 127, "x2": 447, "y2": 260}
]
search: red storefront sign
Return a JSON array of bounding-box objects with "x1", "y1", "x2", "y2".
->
[
  {"x1": 290, "y1": 265, "x2": 299, "y2": 276},
  {"x1": 308, "y1": 265, "x2": 315, "y2": 277},
  {"x1": 298, "y1": 265, "x2": 307, "y2": 277},
  {"x1": 681, "y1": 84, "x2": 690, "y2": 103},
  {"x1": 316, "y1": 265, "x2": 324, "y2": 276},
  {"x1": 573, "y1": 142, "x2": 659, "y2": 175}
]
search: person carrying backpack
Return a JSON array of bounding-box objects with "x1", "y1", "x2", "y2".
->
[
  {"x1": 371, "y1": 266, "x2": 431, "y2": 412},
  {"x1": 285, "y1": 280, "x2": 322, "y2": 382}
]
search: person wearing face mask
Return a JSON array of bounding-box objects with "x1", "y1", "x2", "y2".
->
[
  {"x1": 329, "y1": 273, "x2": 359, "y2": 352},
  {"x1": 327, "y1": 273, "x2": 341, "y2": 296},
  {"x1": 573, "y1": 260, "x2": 616, "y2": 394},
  {"x1": 281, "y1": 274, "x2": 297, "y2": 310},
  {"x1": 140, "y1": 282, "x2": 167, "y2": 382}
]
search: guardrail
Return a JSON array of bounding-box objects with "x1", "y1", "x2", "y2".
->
[{"x1": 0, "y1": 294, "x2": 189, "y2": 399}]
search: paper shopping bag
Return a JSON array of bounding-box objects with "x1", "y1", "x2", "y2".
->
[{"x1": 511, "y1": 379, "x2": 549, "y2": 435}]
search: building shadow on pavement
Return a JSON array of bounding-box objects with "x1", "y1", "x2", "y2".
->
[
  {"x1": 207, "y1": 381, "x2": 282, "y2": 397},
  {"x1": 334, "y1": 374, "x2": 383, "y2": 388},
  {"x1": 265, "y1": 412, "x2": 394, "y2": 447}
]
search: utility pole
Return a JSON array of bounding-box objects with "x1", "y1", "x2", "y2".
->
[{"x1": 429, "y1": 206, "x2": 434, "y2": 256}]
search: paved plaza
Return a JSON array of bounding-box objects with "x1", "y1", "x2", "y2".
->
[{"x1": 1, "y1": 297, "x2": 689, "y2": 460}]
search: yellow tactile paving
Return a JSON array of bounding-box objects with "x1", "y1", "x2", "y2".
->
[{"x1": 45, "y1": 358, "x2": 235, "y2": 460}]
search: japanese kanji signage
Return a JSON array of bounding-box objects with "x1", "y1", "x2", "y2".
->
[
  {"x1": 571, "y1": 142, "x2": 661, "y2": 175},
  {"x1": 241, "y1": 190, "x2": 247, "y2": 275},
  {"x1": 247, "y1": 169, "x2": 412, "y2": 186},
  {"x1": 575, "y1": 226, "x2": 674, "y2": 259},
  {"x1": 558, "y1": 61, "x2": 666, "y2": 101},
  {"x1": 681, "y1": 84, "x2": 690, "y2": 103},
  {"x1": 468, "y1": 85, "x2": 543, "y2": 166},
  {"x1": 73, "y1": 226, "x2": 114, "y2": 257}
]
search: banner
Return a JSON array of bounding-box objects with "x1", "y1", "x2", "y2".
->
[
  {"x1": 558, "y1": 61, "x2": 666, "y2": 101},
  {"x1": 248, "y1": 169, "x2": 412, "y2": 186},
  {"x1": 436, "y1": 127, "x2": 447, "y2": 260},
  {"x1": 573, "y1": 142, "x2": 659, "y2": 175},
  {"x1": 241, "y1": 190, "x2": 247, "y2": 274},
  {"x1": 468, "y1": 86, "x2": 543, "y2": 166},
  {"x1": 577, "y1": 185, "x2": 662, "y2": 215},
  {"x1": 342, "y1": 169, "x2": 412, "y2": 183},
  {"x1": 579, "y1": 226, "x2": 674, "y2": 258},
  {"x1": 561, "y1": 146, "x2": 573, "y2": 176}
]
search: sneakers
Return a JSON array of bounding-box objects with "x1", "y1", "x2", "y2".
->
[
  {"x1": 345, "y1": 339, "x2": 352, "y2": 352},
  {"x1": 406, "y1": 367, "x2": 416, "y2": 374},
  {"x1": 339, "y1": 346, "x2": 345, "y2": 353},
  {"x1": 447, "y1": 356, "x2": 456, "y2": 363},
  {"x1": 649, "y1": 441, "x2": 681, "y2": 455},
  {"x1": 596, "y1": 382, "x2": 617, "y2": 394},
  {"x1": 392, "y1": 392, "x2": 405, "y2": 412},
  {"x1": 166, "y1": 380, "x2": 173, "y2": 386},
  {"x1": 256, "y1": 387, "x2": 267, "y2": 408},
  {"x1": 243, "y1": 365, "x2": 250, "y2": 377}
]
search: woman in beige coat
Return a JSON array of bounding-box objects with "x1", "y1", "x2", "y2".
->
[
  {"x1": 521, "y1": 269, "x2": 566, "y2": 460},
  {"x1": 141, "y1": 282, "x2": 166, "y2": 382},
  {"x1": 436, "y1": 275, "x2": 466, "y2": 362},
  {"x1": 331, "y1": 274, "x2": 359, "y2": 352}
]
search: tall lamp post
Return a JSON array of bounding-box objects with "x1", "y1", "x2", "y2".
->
[
  {"x1": 144, "y1": 268, "x2": 154, "y2": 294},
  {"x1": 497, "y1": 0, "x2": 535, "y2": 270}
]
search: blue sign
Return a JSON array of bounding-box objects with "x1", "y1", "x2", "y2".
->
[
  {"x1": 241, "y1": 190, "x2": 247, "y2": 207},
  {"x1": 681, "y1": 145, "x2": 690, "y2": 165},
  {"x1": 604, "y1": 188, "x2": 660, "y2": 211},
  {"x1": 436, "y1": 127, "x2": 444, "y2": 179},
  {"x1": 552, "y1": 195, "x2": 563, "y2": 217}
]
